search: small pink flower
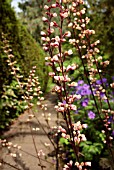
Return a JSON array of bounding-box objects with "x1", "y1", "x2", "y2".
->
[
  {"x1": 65, "y1": 31, "x2": 71, "y2": 37},
  {"x1": 64, "y1": 75, "x2": 71, "y2": 82},
  {"x1": 43, "y1": 46, "x2": 48, "y2": 51},
  {"x1": 49, "y1": 72, "x2": 55, "y2": 77},
  {"x1": 60, "y1": 11, "x2": 69, "y2": 18},
  {"x1": 85, "y1": 17, "x2": 90, "y2": 24},
  {"x1": 85, "y1": 162, "x2": 91, "y2": 166},
  {"x1": 70, "y1": 104, "x2": 77, "y2": 111},
  {"x1": 81, "y1": 8, "x2": 86, "y2": 14},
  {"x1": 72, "y1": 2, "x2": 77, "y2": 7},
  {"x1": 58, "y1": 106, "x2": 65, "y2": 112},
  {"x1": 42, "y1": 17, "x2": 48, "y2": 22},
  {"x1": 40, "y1": 31, "x2": 46, "y2": 36},
  {"x1": 53, "y1": 13, "x2": 57, "y2": 17},
  {"x1": 51, "y1": 4, "x2": 56, "y2": 8},
  {"x1": 56, "y1": 67, "x2": 62, "y2": 72},
  {"x1": 76, "y1": 11, "x2": 81, "y2": 16},
  {"x1": 52, "y1": 55, "x2": 59, "y2": 62},
  {"x1": 69, "y1": 39, "x2": 75, "y2": 44},
  {"x1": 53, "y1": 85, "x2": 61, "y2": 92},
  {"x1": 62, "y1": 133, "x2": 67, "y2": 138},
  {"x1": 50, "y1": 42, "x2": 59, "y2": 47},
  {"x1": 45, "y1": 56, "x2": 51, "y2": 61},
  {"x1": 44, "y1": 5, "x2": 49, "y2": 10},
  {"x1": 41, "y1": 37, "x2": 46, "y2": 41},
  {"x1": 55, "y1": 36, "x2": 60, "y2": 42},
  {"x1": 68, "y1": 22, "x2": 73, "y2": 27},
  {"x1": 68, "y1": 82, "x2": 78, "y2": 87},
  {"x1": 50, "y1": 22, "x2": 54, "y2": 27},
  {"x1": 50, "y1": 28, "x2": 54, "y2": 33},
  {"x1": 68, "y1": 49, "x2": 73, "y2": 55}
]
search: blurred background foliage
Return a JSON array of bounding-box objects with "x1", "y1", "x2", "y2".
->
[
  {"x1": 18, "y1": 0, "x2": 114, "y2": 77},
  {"x1": 0, "y1": 0, "x2": 49, "y2": 92},
  {"x1": 18, "y1": 0, "x2": 60, "y2": 44},
  {"x1": 87, "y1": 0, "x2": 114, "y2": 77},
  {"x1": 0, "y1": 0, "x2": 49, "y2": 131},
  {"x1": 18, "y1": 0, "x2": 45, "y2": 44}
]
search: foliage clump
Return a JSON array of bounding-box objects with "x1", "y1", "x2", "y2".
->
[{"x1": 0, "y1": 0, "x2": 48, "y2": 131}]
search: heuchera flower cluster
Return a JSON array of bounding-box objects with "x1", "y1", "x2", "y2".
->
[{"x1": 41, "y1": 0, "x2": 114, "y2": 169}]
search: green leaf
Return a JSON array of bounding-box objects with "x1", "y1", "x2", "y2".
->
[
  {"x1": 59, "y1": 137, "x2": 69, "y2": 145},
  {"x1": 6, "y1": 89, "x2": 17, "y2": 98}
]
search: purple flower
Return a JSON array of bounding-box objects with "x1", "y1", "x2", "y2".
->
[
  {"x1": 112, "y1": 76, "x2": 114, "y2": 81},
  {"x1": 96, "y1": 79, "x2": 102, "y2": 85},
  {"x1": 112, "y1": 130, "x2": 114, "y2": 137},
  {"x1": 63, "y1": 100, "x2": 66, "y2": 104},
  {"x1": 75, "y1": 110, "x2": 79, "y2": 114},
  {"x1": 81, "y1": 98, "x2": 89, "y2": 107},
  {"x1": 100, "y1": 92, "x2": 105, "y2": 98},
  {"x1": 96, "y1": 78, "x2": 107, "y2": 85},
  {"x1": 102, "y1": 78, "x2": 107, "y2": 83},
  {"x1": 108, "y1": 116, "x2": 113, "y2": 122},
  {"x1": 76, "y1": 84, "x2": 91, "y2": 96},
  {"x1": 88, "y1": 111, "x2": 95, "y2": 119},
  {"x1": 81, "y1": 89, "x2": 89, "y2": 95},
  {"x1": 78, "y1": 80, "x2": 84, "y2": 85}
]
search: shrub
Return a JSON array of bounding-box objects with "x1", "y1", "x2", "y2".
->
[{"x1": 0, "y1": 0, "x2": 49, "y2": 131}]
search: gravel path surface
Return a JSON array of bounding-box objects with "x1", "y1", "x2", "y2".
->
[{"x1": 0, "y1": 93, "x2": 61, "y2": 170}]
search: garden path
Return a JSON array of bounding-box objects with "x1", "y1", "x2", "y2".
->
[{"x1": 0, "y1": 93, "x2": 61, "y2": 170}]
